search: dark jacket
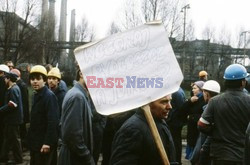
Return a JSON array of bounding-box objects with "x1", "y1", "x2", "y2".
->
[
  {"x1": 58, "y1": 82, "x2": 94, "y2": 165},
  {"x1": 53, "y1": 85, "x2": 66, "y2": 118},
  {"x1": 200, "y1": 89, "x2": 250, "y2": 162},
  {"x1": 0, "y1": 76, "x2": 7, "y2": 107},
  {"x1": 16, "y1": 79, "x2": 29, "y2": 123},
  {"x1": 244, "y1": 122, "x2": 250, "y2": 165},
  {"x1": 110, "y1": 109, "x2": 177, "y2": 165},
  {"x1": 27, "y1": 86, "x2": 59, "y2": 151},
  {"x1": 0, "y1": 84, "x2": 23, "y2": 125},
  {"x1": 166, "y1": 87, "x2": 186, "y2": 128},
  {"x1": 102, "y1": 110, "x2": 135, "y2": 165},
  {"x1": 180, "y1": 94, "x2": 205, "y2": 147}
]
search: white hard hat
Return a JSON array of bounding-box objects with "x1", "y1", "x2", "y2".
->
[
  {"x1": 202, "y1": 80, "x2": 221, "y2": 94},
  {"x1": 0, "y1": 64, "x2": 10, "y2": 73}
]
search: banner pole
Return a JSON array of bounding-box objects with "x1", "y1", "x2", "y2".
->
[{"x1": 142, "y1": 105, "x2": 170, "y2": 165}]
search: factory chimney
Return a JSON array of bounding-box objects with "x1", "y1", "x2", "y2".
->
[
  {"x1": 48, "y1": 0, "x2": 56, "y2": 41},
  {"x1": 59, "y1": 0, "x2": 67, "y2": 42}
]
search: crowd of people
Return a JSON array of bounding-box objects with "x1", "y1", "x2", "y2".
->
[{"x1": 0, "y1": 61, "x2": 249, "y2": 165}]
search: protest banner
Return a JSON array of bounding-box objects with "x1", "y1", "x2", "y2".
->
[
  {"x1": 74, "y1": 21, "x2": 183, "y2": 115},
  {"x1": 74, "y1": 21, "x2": 183, "y2": 165}
]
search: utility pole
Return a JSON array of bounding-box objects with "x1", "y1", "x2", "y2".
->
[
  {"x1": 181, "y1": 4, "x2": 190, "y2": 74},
  {"x1": 240, "y1": 31, "x2": 250, "y2": 66}
]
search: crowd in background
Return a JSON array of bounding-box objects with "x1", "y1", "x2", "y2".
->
[{"x1": 0, "y1": 61, "x2": 249, "y2": 165}]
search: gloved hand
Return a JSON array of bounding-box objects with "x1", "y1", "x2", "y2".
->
[{"x1": 8, "y1": 100, "x2": 17, "y2": 108}]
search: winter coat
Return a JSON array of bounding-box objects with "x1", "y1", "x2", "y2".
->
[
  {"x1": 0, "y1": 84, "x2": 23, "y2": 125},
  {"x1": 16, "y1": 79, "x2": 29, "y2": 123},
  {"x1": 102, "y1": 110, "x2": 135, "y2": 165},
  {"x1": 110, "y1": 109, "x2": 177, "y2": 165},
  {"x1": 53, "y1": 85, "x2": 66, "y2": 118},
  {"x1": 244, "y1": 122, "x2": 250, "y2": 165},
  {"x1": 27, "y1": 86, "x2": 59, "y2": 151},
  {"x1": 58, "y1": 82, "x2": 94, "y2": 165},
  {"x1": 180, "y1": 95, "x2": 205, "y2": 147},
  {"x1": 0, "y1": 76, "x2": 7, "y2": 107}
]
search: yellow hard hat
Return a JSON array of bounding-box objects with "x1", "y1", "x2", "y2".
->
[
  {"x1": 199, "y1": 70, "x2": 208, "y2": 77},
  {"x1": 48, "y1": 67, "x2": 61, "y2": 79},
  {"x1": 30, "y1": 65, "x2": 47, "y2": 76}
]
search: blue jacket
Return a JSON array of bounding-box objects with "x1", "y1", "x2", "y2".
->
[
  {"x1": 0, "y1": 84, "x2": 23, "y2": 125},
  {"x1": 53, "y1": 85, "x2": 66, "y2": 118},
  {"x1": 27, "y1": 86, "x2": 59, "y2": 151},
  {"x1": 58, "y1": 82, "x2": 94, "y2": 165}
]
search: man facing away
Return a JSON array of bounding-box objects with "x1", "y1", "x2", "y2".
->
[
  {"x1": 27, "y1": 65, "x2": 59, "y2": 165},
  {"x1": 198, "y1": 64, "x2": 250, "y2": 165},
  {"x1": 58, "y1": 69, "x2": 95, "y2": 165},
  {"x1": 110, "y1": 95, "x2": 178, "y2": 165}
]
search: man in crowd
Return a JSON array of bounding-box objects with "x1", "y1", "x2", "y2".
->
[
  {"x1": 245, "y1": 122, "x2": 250, "y2": 165},
  {"x1": 46, "y1": 64, "x2": 68, "y2": 92},
  {"x1": 0, "y1": 64, "x2": 9, "y2": 151},
  {"x1": 110, "y1": 95, "x2": 177, "y2": 164},
  {"x1": 0, "y1": 71, "x2": 23, "y2": 164},
  {"x1": 166, "y1": 87, "x2": 186, "y2": 164},
  {"x1": 47, "y1": 67, "x2": 66, "y2": 117},
  {"x1": 11, "y1": 68, "x2": 30, "y2": 150},
  {"x1": 5, "y1": 61, "x2": 14, "y2": 70},
  {"x1": 198, "y1": 70, "x2": 208, "y2": 81},
  {"x1": 27, "y1": 65, "x2": 59, "y2": 165},
  {"x1": 59, "y1": 69, "x2": 94, "y2": 165},
  {"x1": 198, "y1": 64, "x2": 250, "y2": 165}
]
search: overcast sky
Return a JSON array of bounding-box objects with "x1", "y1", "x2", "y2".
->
[{"x1": 54, "y1": 0, "x2": 250, "y2": 44}]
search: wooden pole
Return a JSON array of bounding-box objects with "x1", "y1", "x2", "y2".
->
[{"x1": 142, "y1": 105, "x2": 170, "y2": 165}]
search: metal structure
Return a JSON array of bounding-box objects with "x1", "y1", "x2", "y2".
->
[{"x1": 181, "y1": 4, "x2": 190, "y2": 72}]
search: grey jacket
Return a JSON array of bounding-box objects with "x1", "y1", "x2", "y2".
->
[{"x1": 58, "y1": 82, "x2": 94, "y2": 165}]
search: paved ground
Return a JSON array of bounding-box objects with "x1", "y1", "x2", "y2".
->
[{"x1": 1, "y1": 141, "x2": 191, "y2": 165}]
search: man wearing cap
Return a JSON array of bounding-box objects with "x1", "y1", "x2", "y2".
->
[
  {"x1": 0, "y1": 64, "x2": 9, "y2": 151},
  {"x1": 199, "y1": 70, "x2": 208, "y2": 81},
  {"x1": 198, "y1": 64, "x2": 250, "y2": 165},
  {"x1": 11, "y1": 68, "x2": 30, "y2": 150},
  {"x1": 0, "y1": 71, "x2": 23, "y2": 164},
  {"x1": 27, "y1": 65, "x2": 59, "y2": 165},
  {"x1": 47, "y1": 67, "x2": 66, "y2": 118}
]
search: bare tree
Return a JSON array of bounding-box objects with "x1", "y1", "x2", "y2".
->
[
  {"x1": 200, "y1": 25, "x2": 216, "y2": 74},
  {"x1": 185, "y1": 20, "x2": 195, "y2": 41},
  {"x1": 215, "y1": 27, "x2": 233, "y2": 80},
  {"x1": 202, "y1": 25, "x2": 215, "y2": 42},
  {"x1": 114, "y1": 0, "x2": 142, "y2": 31},
  {"x1": 0, "y1": 0, "x2": 41, "y2": 64},
  {"x1": 107, "y1": 21, "x2": 122, "y2": 35},
  {"x1": 75, "y1": 16, "x2": 95, "y2": 42},
  {"x1": 110, "y1": 0, "x2": 184, "y2": 38}
]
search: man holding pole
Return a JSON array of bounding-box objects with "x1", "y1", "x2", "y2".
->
[
  {"x1": 110, "y1": 95, "x2": 178, "y2": 165},
  {"x1": 73, "y1": 22, "x2": 183, "y2": 165}
]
